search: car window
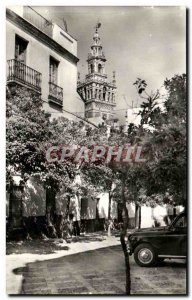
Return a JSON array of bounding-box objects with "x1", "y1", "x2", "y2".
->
[{"x1": 174, "y1": 215, "x2": 187, "y2": 228}]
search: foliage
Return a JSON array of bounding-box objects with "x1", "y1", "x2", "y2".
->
[
  {"x1": 6, "y1": 85, "x2": 112, "y2": 236},
  {"x1": 6, "y1": 86, "x2": 51, "y2": 184},
  {"x1": 133, "y1": 74, "x2": 186, "y2": 206}
]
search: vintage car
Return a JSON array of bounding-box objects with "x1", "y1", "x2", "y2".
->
[{"x1": 126, "y1": 211, "x2": 187, "y2": 267}]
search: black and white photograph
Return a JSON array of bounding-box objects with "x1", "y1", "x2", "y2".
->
[{"x1": 5, "y1": 4, "x2": 187, "y2": 296}]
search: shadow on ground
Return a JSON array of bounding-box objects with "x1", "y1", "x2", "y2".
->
[
  {"x1": 6, "y1": 239, "x2": 70, "y2": 255},
  {"x1": 71, "y1": 232, "x2": 108, "y2": 243},
  {"x1": 6, "y1": 231, "x2": 120, "y2": 255},
  {"x1": 156, "y1": 259, "x2": 187, "y2": 268}
]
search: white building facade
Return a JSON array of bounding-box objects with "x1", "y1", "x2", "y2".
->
[{"x1": 6, "y1": 6, "x2": 84, "y2": 120}]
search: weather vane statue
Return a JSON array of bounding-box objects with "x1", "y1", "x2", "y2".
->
[{"x1": 95, "y1": 21, "x2": 101, "y2": 32}]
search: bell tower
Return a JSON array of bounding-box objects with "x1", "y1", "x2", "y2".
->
[{"x1": 77, "y1": 23, "x2": 116, "y2": 122}]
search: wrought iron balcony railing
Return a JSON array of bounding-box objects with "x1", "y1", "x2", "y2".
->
[
  {"x1": 7, "y1": 59, "x2": 42, "y2": 92},
  {"x1": 23, "y1": 6, "x2": 53, "y2": 37},
  {"x1": 48, "y1": 82, "x2": 63, "y2": 107}
]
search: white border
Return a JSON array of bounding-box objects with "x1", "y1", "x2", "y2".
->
[{"x1": 1, "y1": 1, "x2": 191, "y2": 299}]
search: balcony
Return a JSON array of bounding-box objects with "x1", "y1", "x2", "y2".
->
[
  {"x1": 85, "y1": 73, "x2": 107, "y2": 83},
  {"x1": 23, "y1": 6, "x2": 53, "y2": 37},
  {"x1": 88, "y1": 52, "x2": 106, "y2": 60},
  {"x1": 7, "y1": 59, "x2": 42, "y2": 92},
  {"x1": 48, "y1": 82, "x2": 63, "y2": 107}
]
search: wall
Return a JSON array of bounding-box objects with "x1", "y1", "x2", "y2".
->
[
  {"x1": 126, "y1": 108, "x2": 141, "y2": 126},
  {"x1": 80, "y1": 193, "x2": 118, "y2": 220},
  {"x1": 140, "y1": 204, "x2": 184, "y2": 228},
  {"x1": 7, "y1": 6, "x2": 77, "y2": 56},
  {"x1": 7, "y1": 6, "x2": 24, "y2": 17},
  {"x1": 98, "y1": 193, "x2": 108, "y2": 218},
  {"x1": 81, "y1": 198, "x2": 96, "y2": 220},
  {"x1": 52, "y1": 24, "x2": 77, "y2": 56}
]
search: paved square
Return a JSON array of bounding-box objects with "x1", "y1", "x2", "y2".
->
[{"x1": 10, "y1": 245, "x2": 186, "y2": 295}]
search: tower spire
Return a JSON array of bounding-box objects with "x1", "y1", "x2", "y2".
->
[
  {"x1": 77, "y1": 23, "x2": 117, "y2": 123},
  {"x1": 92, "y1": 22, "x2": 101, "y2": 47},
  {"x1": 95, "y1": 21, "x2": 101, "y2": 33}
]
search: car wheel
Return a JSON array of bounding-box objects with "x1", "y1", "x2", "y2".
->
[{"x1": 134, "y1": 243, "x2": 156, "y2": 267}]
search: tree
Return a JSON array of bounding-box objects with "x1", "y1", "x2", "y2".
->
[
  {"x1": 7, "y1": 85, "x2": 55, "y2": 236},
  {"x1": 46, "y1": 118, "x2": 113, "y2": 236},
  {"x1": 133, "y1": 74, "x2": 186, "y2": 207},
  {"x1": 112, "y1": 73, "x2": 186, "y2": 294},
  {"x1": 103, "y1": 128, "x2": 147, "y2": 294},
  {"x1": 6, "y1": 85, "x2": 112, "y2": 237}
]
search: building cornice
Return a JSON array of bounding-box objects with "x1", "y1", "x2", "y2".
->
[{"x1": 6, "y1": 8, "x2": 79, "y2": 65}]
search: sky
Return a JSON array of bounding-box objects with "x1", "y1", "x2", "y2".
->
[{"x1": 33, "y1": 6, "x2": 186, "y2": 122}]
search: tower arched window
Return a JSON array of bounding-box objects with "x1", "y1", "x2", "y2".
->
[
  {"x1": 103, "y1": 86, "x2": 106, "y2": 101},
  {"x1": 98, "y1": 64, "x2": 102, "y2": 74},
  {"x1": 99, "y1": 90, "x2": 102, "y2": 100},
  {"x1": 90, "y1": 64, "x2": 94, "y2": 73}
]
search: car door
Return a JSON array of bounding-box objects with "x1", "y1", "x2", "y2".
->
[
  {"x1": 156, "y1": 214, "x2": 187, "y2": 257},
  {"x1": 170, "y1": 214, "x2": 187, "y2": 256}
]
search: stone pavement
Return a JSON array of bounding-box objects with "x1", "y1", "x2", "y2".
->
[
  {"x1": 10, "y1": 245, "x2": 186, "y2": 295},
  {"x1": 6, "y1": 233, "x2": 121, "y2": 294}
]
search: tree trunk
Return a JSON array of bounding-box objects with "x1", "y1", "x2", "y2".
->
[
  {"x1": 9, "y1": 184, "x2": 24, "y2": 229},
  {"x1": 65, "y1": 195, "x2": 71, "y2": 220},
  {"x1": 62, "y1": 195, "x2": 73, "y2": 240},
  {"x1": 121, "y1": 178, "x2": 131, "y2": 295},
  {"x1": 135, "y1": 204, "x2": 138, "y2": 228},
  {"x1": 55, "y1": 195, "x2": 71, "y2": 239},
  {"x1": 138, "y1": 206, "x2": 141, "y2": 229},
  {"x1": 120, "y1": 232, "x2": 131, "y2": 295},
  {"x1": 108, "y1": 191, "x2": 112, "y2": 220},
  {"x1": 8, "y1": 182, "x2": 25, "y2": 240},
  {"x1": 108, "y1": 191, "x2": 112, "y2": 236},
  {"x1": 46, "y1": 188, "x2": 57, "y2": 238},
  {"x1": 135, "y1": 205, "x2": 141, "y2": 229}
]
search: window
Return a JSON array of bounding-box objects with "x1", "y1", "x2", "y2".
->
[
  {"x1": 99, "y1": 90, "x2": 102, "y2": 100},
  {"x1": 15, "y1": 35, "x2": 28, "y2": 64},
  {"x1": 89, "y1": 89, "x2": 92, "y2": 99},
  {"x1": 49, "y1": 56, "x2": 59, "y2": 84},
  {"x1": 90, "y1": 64, "x2": 94, "y2": 73},
  {"x1": 98, "y1": 64, "x2": 102, "y2": 74},
  {"x1": 103, "y1": 86, "x2": 106, "y2": 100}
]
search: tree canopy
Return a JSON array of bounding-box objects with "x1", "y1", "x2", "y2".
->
[{"x1": 133, "y1": 74, "x2": 186, "y2": 206}]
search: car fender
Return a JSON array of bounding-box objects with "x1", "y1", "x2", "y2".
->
[{"x1": 131, "y1": 237, "x2": 159, "y2": 253}]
